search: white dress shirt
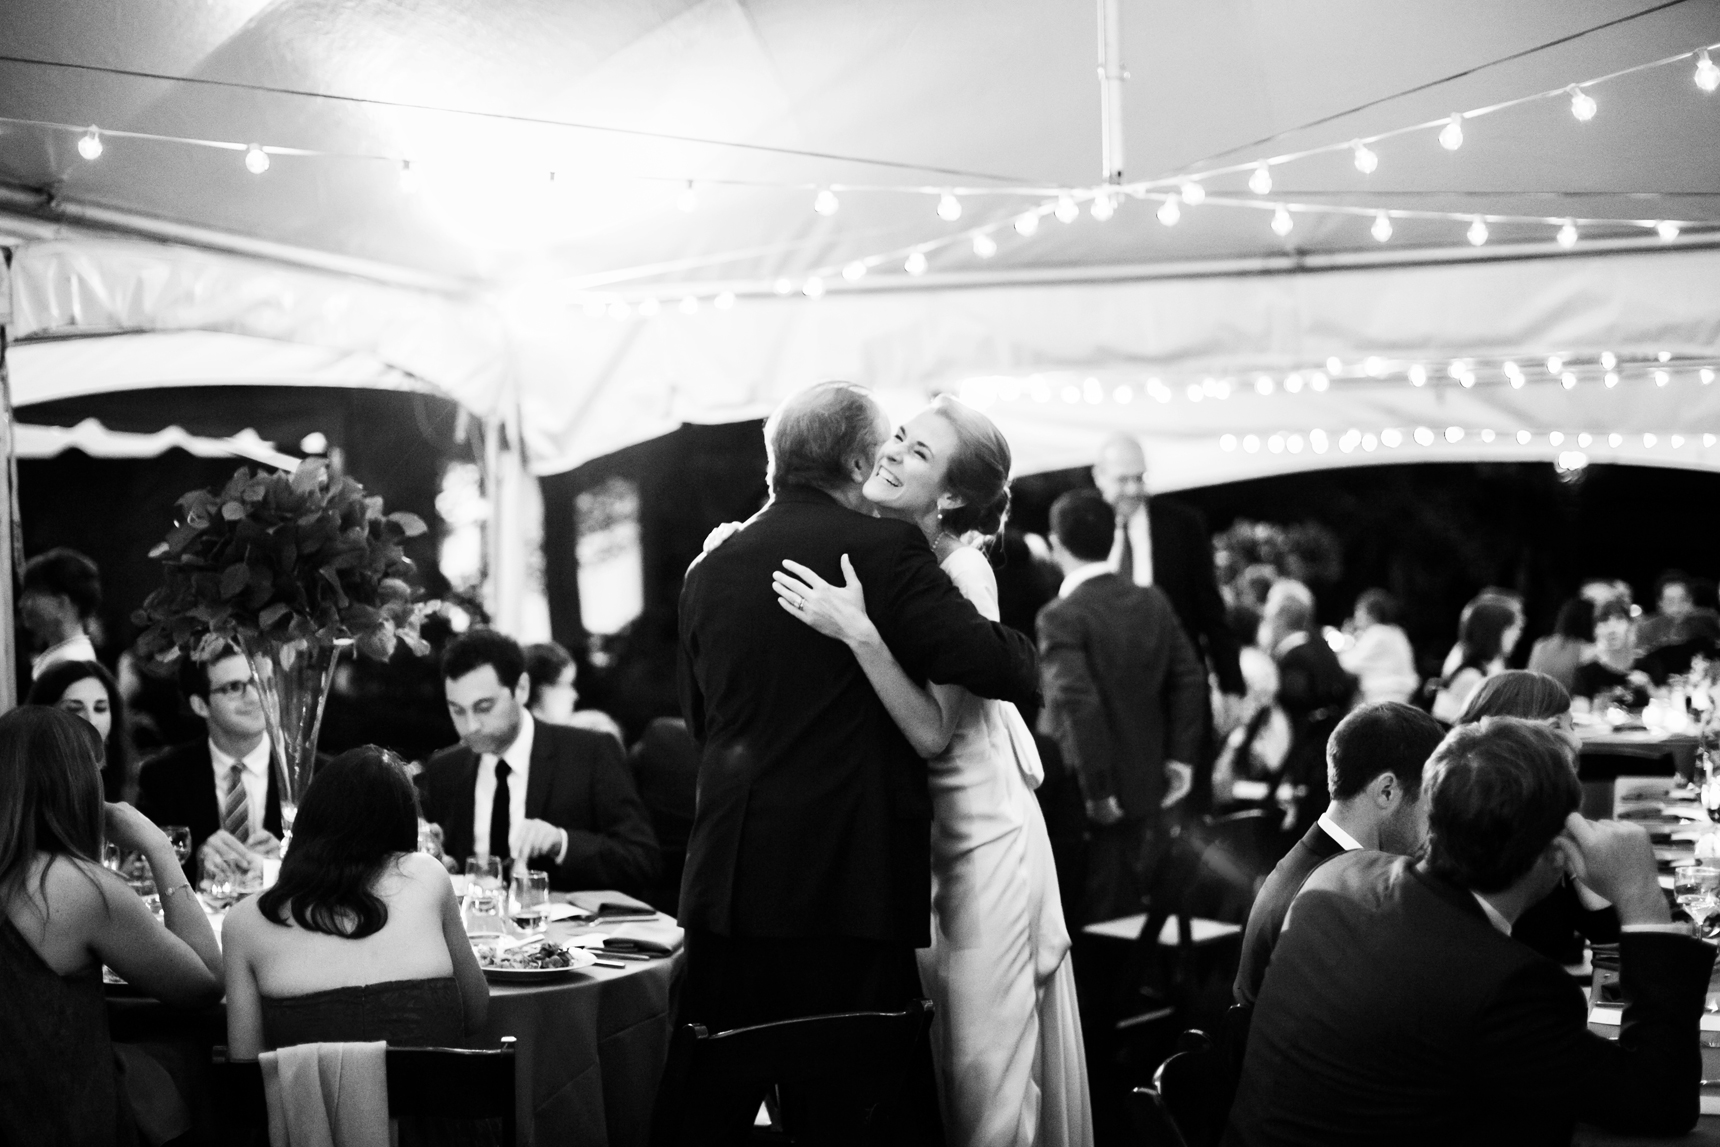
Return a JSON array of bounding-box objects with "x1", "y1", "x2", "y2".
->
[
  {"x1": 210, "y1": 736, "x2": 272, "y2": 839},
  {"x1": 1107, "y1": 504, "x2": 1154, "y2": 586},
  {"x1": 31, "y1": 633, "x2": 97, "y2": 679},
  {"x1": 1058, "y1": 560, "x2": 1113, "y2": 599},
  {"x1": 1316, "y1": 810, "x2": 1365, "y2": 854},
  {"x1": 472, "y1": 709, "x2": 536, "y2": 861}
]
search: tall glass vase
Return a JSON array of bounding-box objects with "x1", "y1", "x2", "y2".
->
[{"x1": 238, "y1": 634, "x2": 342, "y2": 853}]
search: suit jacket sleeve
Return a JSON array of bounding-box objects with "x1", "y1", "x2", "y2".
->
[
  {"x1": 1177, "y1": 505, "x2": 1245, "y2": 696},
  {"x1": 1473, "y1": 932, "x2": 1713, "y2": 1142},
  {"x1": 676, "y1": 577, "x2": 707, "y2": 743},
  {"x1": 873, "y1": 530, "x2": 1039, "y2": 706},
  {"x1": 1160, "y1": 597, "x2": 1209, "y2": 764},
  {"x1": 552, "y1": 734, "x2": 661, "y2": 899},
  {"x1": 1036, "y1": 603, "x2": 1115, "y2": 805}
]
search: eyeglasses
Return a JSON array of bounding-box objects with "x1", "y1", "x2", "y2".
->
[{"x1": 208, "y1": 679, "x2": 258, "y2": 699}]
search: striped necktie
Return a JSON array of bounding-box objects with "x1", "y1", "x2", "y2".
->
[{"x1": 222, "y1": 763, "x2": 250, "y2": 839}]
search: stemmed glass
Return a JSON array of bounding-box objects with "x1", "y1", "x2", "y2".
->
[
  {"x1": 1674, "y1": 865, "x2": 1720, "y2": 937},
  {"x1": 163, "y1": 826, "x2": 192, "y2": 868},
  {"x1": 463, "y1": 857, "x2": 505, "y2": 934}
]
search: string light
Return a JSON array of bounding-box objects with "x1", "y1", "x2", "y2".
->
[
  {"x1": 1249, "y1": 164, "x2": 1273, "y2": 195},
  {"x1": 1271, "y1": 206, "x2": 1294, "y2": 236},
  {"x1": 1557, "y1": 221, "x2": 1578, "y2": 248},
  {"x1": 1504, "y1": 361, "x2": 1524, "y2": 387},
  {"x1": 1600, "y1": 351, "x2": 1617, "y2": 369},
  {"x1": 1284, "y1": 372, "x2": 1304, "y2": 393},
  {"x1": 1256, "y1": 375, "x2": 1276, "y2": 394},
  {"x1": 842, "y1": 261, "x2": 867, "y2": 282},
  {"x1": 1697, "y1": 50, "x2": 1720, "y2": 93},
  {"x1": 1180, "y1": 181, "x2": 1206, "y2": 205},
  {"x1": 904, "y1": 250, "x2": 929, "y2": 275},
  {"x1": 1090, "y1": 193, "x2": 1115, "y2": 221},
  {"x1": 77, "y1": 126, "x2": 102, "y2": 161},
  {"x1": 802, "y1": 276, "x2": 825, "y2": 299},
  {"x1": 1382, "y1": 429, "x2": 1403, "y2": 447},
  {"x1": 1352, "y1": 142, "x2": 1378, "y2": 174},
  {"x1": 937, "y1": 193, "x2": 962, "y2": 222},
  {"x1": 1546, "y1": 356, "x2": 1563, "y2": 374},
  {"x1": 1409, "y1": 364, "x2": 1427, "y2": 386},
  {"x1": 1157, "y1": 196, "x2": 1181, "y2": 226},
  {"x1": 244, "y1": 144, "x2": 270, "y2": 174},
  {"x1": 1516, "y1": 430, "x2": 1532, "y2": 445},
  {"x1": 1466, "y1": 217, "x2": 1488, "y2": 246},
  {"x1": 1644, "y1": 433, "x2": 1658, "y2": 447},
  {"x1": 1659, "y1": 350, "x2": 1672, "y2": 361},
  {"x1": 1657, "y1": 220, "x2": 1681, "y2": 241},
  {"x1": 1609, "y1": 433, "x2": 1623, "y2": 447},
  {"x1": 1371, "y1": 212, "x2": 1393, "y2": 242},
  {"x1": 1015, "y1": 212, "x2": 1040, "y2": 237},
  {"x1": 678, "y1": 296, "x2": 700, "y2": 315},
  {"x1": 1605, "y1": 371, "x2": 1619, "y2": 387},
  {"x1": 1438, "y1": 114, "x2": 1464, "y2": 151},
  {"x1": 1568, "y1": 85, "x2": 1598, "y2": 122},
  {"x1": 1309, "y1": 371, "x2": 1330, "y2": 392},
  {"x1": 677, "y1": 181, "x2": 698, "y2": 212},
  {"x1": 772, "y1": 277, "x2": 793, "y2": 295},
  {"x1": 813, "y1": 188, "x2": 840, "y2": 216},
  {"x1": 1704, "y1": 369, "x2": 1716, "y2": 385},
  {"x1": 1055, "y1": 196, "x2": 1079, "y2": 223},
  {"x1": 1327, "y1": 357, "x2": 1343, "y2": 375},
  {"x1": 636, "y1": 297, "x2": 661, "y2": 316},
  {"x1": 1654, "y1": 369, "x2": 1670, "y2": 386},
  {"x1": 972, "y1": 233, "x2": 998, "y2": 258},
  {"x1": 713, "y1": 291, "x2": 736, "y2": 310},
  {"x1": 1561, "y1": 371, "x2": 1577, "y2": 390}
]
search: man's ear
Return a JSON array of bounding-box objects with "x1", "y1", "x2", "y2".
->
[
  {"x1": 189, "y1": 694, "x2": 210, "y2": 721},
  {"x1": 848, "y1": 451, "x2": 873, "y2": 485},
  {"x1": 513, "y1": 674, "x2": 531, "y2": 707},
  {"x1": 1370, "y1": 771, "x2": 1400, "y2": 810}
]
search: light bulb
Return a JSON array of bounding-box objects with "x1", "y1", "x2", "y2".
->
[
  {"x1": 245, "y1": 144, "x2": 270, "y2": 174},
  {"x1": 1352, "y1": 142, "x2": 1378, "y2": 174},
  {"x1": 813, "y1": 188, "x2": 839, "y2": 216},
  {"x1": 1657, "y1": 220, "x2": 1681, "y2": 242},
  {"x1": 842, "y1": 261, "x2": 867, "y2": 282},
  {"x1": 77, "y1": 126, "x2": 102, "y2": 161},
  {"x1": 1659, "y1": 350, "x2": 1672, "y2": 361},
  {"x1": 1014, "y1": 212, "x2": 1040, "y2": 237},
  {"x1": 677, "y1": 182, "x2": 698, "y2": 212},
  {"x1": 1271, "y1": 206, "x2": 1293, "y2": 236},
  {"x1": 714, "y1": 291, "x2": 736, "y2": 310},
  {"x1": 1604, "y1": 371, "x2": 1619, "y2": 388},
  {"x1": 905, "y1": 250, "x2": 929, "y2": 275},
  {"x1": 1327, "y1": 357, "x2": 1343, "y2": 375},
  {"x1": 1156, "y1": 197, "x2": 1181, "y2": 227},
  {"x1": 1371, "y1": 212, "x2": 1393, "y2": 242},
  {"x1": 398, "y1": 160, "x2": 420, "y2": 193},
  {"x1": 678, "y1": 296, "x2": 700, "y2": 315},
  {"x1": 582, "y1": 300, "x2": 606, "y2": 319},
  {"x1": 802, "y1": 277, "x2": 826, "y2": 299},
  {"x1": 1600, "y1": 351, "x2": 1617, "y2": 369},
  {"x1": 1654, "y1": 369, "x2": 1670, "y2": 387},
  {"x1": 1438, "y1": 113, "x2": 1464, "y2": 151},
  {"x1": 1249, "y1": 163, "x2": 1272, "y2": 195},
  {"x1": 1055, "y1": 196, "x2": 1079, "y2": 223},
  {"x1": 1556, "y1": 221, "x2": 1578, "y2": 248},
  {"x1": 1090, "y1": 192, "x2": 1115, "y2": 221},
  {"x1": 972, "y1": 233, "x2": 998, "y2": 258},
  {"x1": 1568, "y1": 85, "x2": 1597, "y2": 122},
  {"x1": 637, "y1": 297, "x2": 661, "y2": 316},
  {"x1": 1704, "y1": 369, "x2": 1716, "y2": 385},
  {"x1": 772, "y1": 278, "x2": 793, "y2": 296},
  {"x1": 937, "y1": 193, "x2": 962, "y2": 222},
  {"x1": 1409, "y1": 364, "x2": 1427, "y2": 386},
  {"x1": 1467, "y1": 217, "x2": 1488, "y2": 246},
  {"x1": 1698, "y1": 50, "x2": 1720, "y2": 93},
  {"x1": 1562, "y1": 371, "x2": 1577, "y2": 390},
  {"x1": 1546, "y1": 356, "x2": 1563, "y2": 375},
  {"x1": 1516, "y1": 430, "x2": 1532, "y2": 445},
  {"x1": 1179, "y1": 181, "x2": 1205, "y2": 205}
]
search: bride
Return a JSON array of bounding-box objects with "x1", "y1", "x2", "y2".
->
[{"x1": 772, "y1": 396, "x2": 1093, "y2": 1147}]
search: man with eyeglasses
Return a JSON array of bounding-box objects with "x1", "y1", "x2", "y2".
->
[{"x1": 138, "y1": 647, "x2": 283, "y2": 882}]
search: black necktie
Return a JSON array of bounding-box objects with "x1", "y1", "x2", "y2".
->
[
  {"x1": 1117, "y1": 520, "x2": 1136, "y2": 584},
  {"x1": 490, "y1": 760, "x2": 512, "y2": 867}
]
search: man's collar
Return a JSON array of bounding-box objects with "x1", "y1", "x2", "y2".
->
[
  {"x1": 1315, "y1": 810, "x2": 1366, "y2": 853},
  {"x1": 486, "y1": 708, "x2": 536, "y2": 768},
  {"x1": 1059, "y1": 562, "x2": 1114, "y2": 599},
  {"x1": 210, "y1": 735, "x2": 270, "y2": 777},
  {"x1": 1470, "y1": 893, "x2": 1514, "y2": 936}
]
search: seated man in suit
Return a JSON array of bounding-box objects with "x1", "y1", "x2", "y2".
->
[
  {"x1": 1226, "y1": 718, "x2": 1714, "y2": 1146},
  {"x1": 136, "y1": 648, "x2": 282, "y2": 883},
  {"x1": 421, "y1": 629, "x2": 659, "y2": 898},
  {"x1": 1233, "y1": 701, "x2": 1445, "y2": 1005}
]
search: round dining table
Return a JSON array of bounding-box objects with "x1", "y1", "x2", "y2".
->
[{"x1": 105, "y1": 889, "x2": 684, "y2": 1147}]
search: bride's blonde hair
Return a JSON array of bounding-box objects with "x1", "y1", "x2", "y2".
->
[{"x1": 929, "y1": 395, "x2": 1012, "y2": 541}]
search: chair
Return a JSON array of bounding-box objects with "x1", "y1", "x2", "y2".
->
[
  {"x1": 211, "y1": 1038, "x2": 516, "y2": 1145},
  {"x1": 1128, "y1": 1085, "x2": 1189, "y2": 1147},
  {"x1": 649, "y1": 1000, "x2": 935, "y2": 1147}
]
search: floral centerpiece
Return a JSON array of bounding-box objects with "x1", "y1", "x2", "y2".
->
[{"x1": 134, "y1": 456, "x2": 433, "y2": 838}]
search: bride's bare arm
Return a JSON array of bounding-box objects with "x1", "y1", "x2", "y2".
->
[{"x1": 775, "y1": 556, "x2": 963, "y2": 757}]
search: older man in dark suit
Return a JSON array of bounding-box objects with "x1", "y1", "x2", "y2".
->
[
  {"x1": 1226, "y1": 718, "x2": 1714, "y2": 1146},
  {"x1": 420, "y1": 629, "x2": 658, "y2": 898},
  {"x1": 1037, "y1": 489, "x2": 1208, "y2": 923}
]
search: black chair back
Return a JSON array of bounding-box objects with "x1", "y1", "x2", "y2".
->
[
  {"x1": 649, "y1": 1000, "x2": 934, "y2": 1147},
  {"x1": 212, "y1": 1039, "x2": 516, "y2": 1145},
  {"x1": 1129, "y1": 1085, "x2": 1191, "y2": 1147},
  {"x1": 1154, "y1": 1026, "x2": 1247, "y2": 1147}
]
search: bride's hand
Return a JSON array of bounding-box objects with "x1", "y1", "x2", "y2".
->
[{"x1": 773, "y1": 555, "x2": 878, "y2": 646}]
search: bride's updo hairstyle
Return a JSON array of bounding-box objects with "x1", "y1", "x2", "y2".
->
[{"x1": 929, "y1": 395, "x2": 1012, "y2": 541}]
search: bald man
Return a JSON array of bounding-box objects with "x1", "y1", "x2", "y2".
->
[{"x1": 1093, "y1": 435, "x2": 1244, "y2": 702}]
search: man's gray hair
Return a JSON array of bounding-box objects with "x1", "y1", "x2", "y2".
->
[
  {"x1": 1265, "y1": 578, "x2": 1316, "y2": 633},
  {"x1": 764, "y1": 382, "x2": 886, "y2": 495}
]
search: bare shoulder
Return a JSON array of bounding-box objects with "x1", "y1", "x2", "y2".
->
[
  {"x1": 220, "y1": 893, "x2": 266, "y2": 947},
  {"x1": 397, "y1": 849, "x2": 453, "y2": 887},
  {"x1": 33, "y1": 853, "x2": 122, "y2": 925}
]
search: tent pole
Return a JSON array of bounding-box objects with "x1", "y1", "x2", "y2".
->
[
  {"x1": 0, "y1": 252, "x2": 18, "y2": 712},
  {"x1": 1097, "y1": 0, "x2": 1126, "y2": 184}
]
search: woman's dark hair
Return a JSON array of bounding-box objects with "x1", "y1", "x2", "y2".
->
[
  {"x1": 1553, "y1": 597, "x2": 1595, "y2": 641},
  {"x1": 1455, "y1": 597, "x2": 1519, "y2": 672},
  {"x1": 523, "y1": 642, "x2": 574, "y2": 708},
  {"x1": 26, "y1": 660, "x2": 136, "y2": 804},
  {"x1": 1457, "y1": 669, "x2": 1572, "y2": 725},
  {"x1": 1594, "y1": 598, "x2": 1632, "y2": 626},
  {"x1": 1424, "y1": 718, "x2": 1580, "y2": 893},
  {"x1": 1355, "y1": 588, "x2": 1399, "y2": 626},
  {"x1": 929, "y1": 396, "x2": 1012, "y2": 540},
  {"x1": 257, "y1": 745, "x2": 420, "y2": 939},
  {"x1": 0, "y1": 706, "x2": 107, "y2": 908}
]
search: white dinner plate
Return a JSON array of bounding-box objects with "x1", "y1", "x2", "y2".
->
[{"x1": 481, "y1": 946, "x2": 597, "y2": 982}]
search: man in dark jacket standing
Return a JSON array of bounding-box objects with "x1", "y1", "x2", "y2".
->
[{"x1": 1037, "y1": 489, "x2": 1208, "y2": 923}]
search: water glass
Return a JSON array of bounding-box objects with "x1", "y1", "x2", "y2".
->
[
  {"x1": 511, "y1": 868, "x2": 550, "y2": 928},
  {"x1": 463, "y1": 856, "x2": 506, "y2": 934},
  {"x1": 1674, "y1": 865, "x2": 1720, "y2": 936},
  {"x1": 162, "y1": 826, "x2": 192, "y2": 866}
]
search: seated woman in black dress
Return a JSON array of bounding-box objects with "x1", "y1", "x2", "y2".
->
[
  {"x1": 0, "y1": 706, "x2": 223, "y2": 1146},
  {"x1": 1457, "y1": 670, "x2": 1620, "y2": 966},
  {"x1": 222, "y1": 745, "x2": 487, "y2": 1058},
  {"x1": 1571, "y1": 598, "x2": 1652, "y2": 711}
]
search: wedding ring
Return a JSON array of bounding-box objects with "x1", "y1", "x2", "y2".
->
[{"x1": 794, "y1": 595, "x2": 805, "y2": 610}]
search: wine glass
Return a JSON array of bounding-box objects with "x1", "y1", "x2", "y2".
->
[
  {"x1": 511, "y1": 868, "x2": 550, "y2": 930},
  {"x1": 1674, "y1": 866, "x2": 1720, "y2": 936},
  {"x1": 162, "y1": 826, "x2": 192, "y2": 867},
  {"x1": 1702, "y1": 760, "x2": 1720, "y2": 826}
]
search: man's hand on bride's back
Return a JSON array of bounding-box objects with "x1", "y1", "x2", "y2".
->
[
  {"x1": 773, "y1": 555, "x2": 879, "y2": 648},
  {"x1": 702, "y1": 521, "x2": 744, "y2": 553}
]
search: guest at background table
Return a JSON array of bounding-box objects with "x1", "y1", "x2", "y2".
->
[
  {"x1": 1, "y1": 707, "x2": 223, "y2": 1147},
  {"x1": 1336, "y1": 588, "x2": 1419, "y2": 705},
  {"x1": 136, "y1": 648, "x2": 282, "y2": 885},
  {"x1": 28, "y1": 659, "x2": 138, "y2": 804},
  {"x1": 1635, "y1": 570, "x2": 1720, "y2": 683},
  {"x1": 1261, "y1": 579, "x2": 1354, "y2": 837},
  {"x1": 1233, "y1": 701, "x2": 1445, "y2": 1006},
  {"x1": 19, "y1": 546, "x2": 102, "y2": 679},
  {"x1": 628, "y1": 716, "x2": 700, "y2": 915},
  {"x1": 1571, "y1": 598, "x2": 1652, "y2": 712},
  {"x1": 524, "y1": 639, "x2": 625, "y2": 745},
  {"x1": 223, "y1": 745, "x2": 487, "y2": 1060},
  {"x1": 1527, "y1": 596, "x2": 1594, "y2": 693},
  {"x1": 1456, "y1": 670, "x2": 1619, "y2": 967},
  {"x1": 1429, "y1": 592, "x2": 1521, "y2": 724},
  {"x1": 1225, "y1": 718, "x2": 1713, "y2": 1146},
  {"x1": 422, "y1": 629, "x2": 658, "y2": 896}
]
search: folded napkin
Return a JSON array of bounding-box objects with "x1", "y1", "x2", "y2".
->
[{"x1": 260, "y1": 1041, "x2": 389, "y2": 1147}]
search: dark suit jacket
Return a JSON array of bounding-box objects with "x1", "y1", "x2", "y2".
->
[
  {"x1": 676, "y1": 485, "x2": 1040, "y2": 946},
  {"x1": 136, "y1": 740, "x2": 283, "y2": 881},
  {"x1": 1232, "y1": 821, "x2": 1345, "y2": 1005},
  {"x1": 1147, "y1": 497, "x2": 1246, "y2": 696},
  {"x1": 420, "y1": 721, "x2": 658, "y2": 899},
  {"x1": 1224, "y1": 852, "x2": 1714, "y2": 1147},
  {"x1": 1035, "y1": 573, "x2": 1207, "y2": 818},
  {"x1": 1274, "y1": 633, "x2": 1356, "y2": 828}
]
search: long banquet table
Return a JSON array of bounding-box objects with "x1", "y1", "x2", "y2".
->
[{"x1": 105, "y1": 889, "x2": 684, "y2": 1147}]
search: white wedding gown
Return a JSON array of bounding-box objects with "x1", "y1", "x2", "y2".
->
[{"x1": 916, "y1": 546, "x2": 1094, "y2": 1147}]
